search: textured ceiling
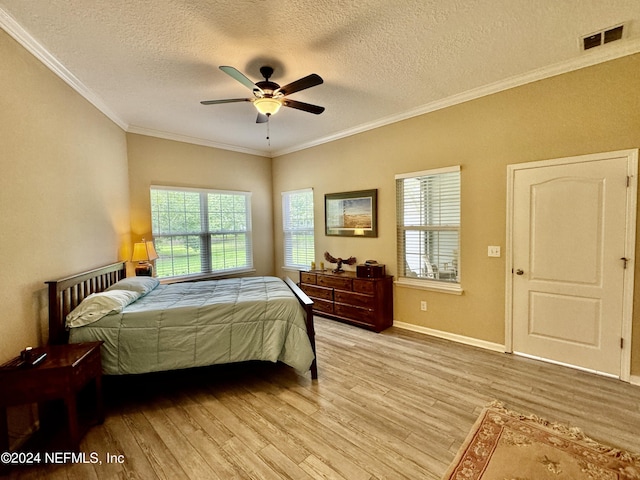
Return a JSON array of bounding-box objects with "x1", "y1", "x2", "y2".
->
[{"x1": 1, "y1": 1, "x2": 640, "y2": 157}]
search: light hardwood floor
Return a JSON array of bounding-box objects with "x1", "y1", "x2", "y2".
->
[{"x1": 7, "y1": 316, "x2": 640, "y2": 479}]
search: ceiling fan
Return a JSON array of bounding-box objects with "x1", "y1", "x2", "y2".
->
[{"x1": 201, "y1": 66, "x2": 325, "y2": 123}]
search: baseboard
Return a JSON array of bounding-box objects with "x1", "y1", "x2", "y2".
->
[
  {"x1": 393, "y1": 322, "x2": 640, "y2": 385},
  {"x1": 11, "y1": 422, "x2": 39, "y2": 451},
  {"x1": 392, "y1": 321, "x2": 505, "y2": 353},
  {"x1": 514, "y1": 351, "x2": 619, "y2": 379},
  {"x1": 6, "y1": 403, "x2": 39, "y2": 451}
]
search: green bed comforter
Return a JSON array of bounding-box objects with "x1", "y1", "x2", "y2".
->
[{"x1": 68, "y1": 276, "x2": 315, "y2": 375}]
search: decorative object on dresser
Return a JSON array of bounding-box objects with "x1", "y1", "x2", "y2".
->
[
  {"x1": 325, "y1": 189, "x2": 378, "y2": 237},
  {"x1": 323, "y1": 251, "x2": 356, "y2": 273},
  {"x1": 131, "y1": 238, "x2": 158, "y2": 276},
  {"x1": 300, "y1": 269, "x2": 393, "y2": 332},
  {"x1": 356, "y1": 260, "x2": 386, "y2": 278}
]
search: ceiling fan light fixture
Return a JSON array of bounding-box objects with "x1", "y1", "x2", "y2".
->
[{"x1": 254, "y1": 97, "x2": 282, "y2": 116}]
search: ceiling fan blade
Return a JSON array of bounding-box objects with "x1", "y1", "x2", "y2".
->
[
  {"x1": 200, "y1": 98, "x2": 251, "y2": 105},
  {"x1": 256, "y1": 113, "x2": 269, "y2": 123},
  {"x1": 282, "y1": 99, "x2": 325, "y2": 115},
  {"x1": 219, "y1": 66, "x2": 259, "y2": 90},
  {"x1": 277, "y1": 74, "x2": 323, "y2": 96}
]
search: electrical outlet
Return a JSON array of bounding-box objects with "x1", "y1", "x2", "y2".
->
[
  {"x1": 420, "y1": 301, "x2": 427, "y2": 311},
  {"x1": 488, "y1": 246, "x2": 501, "y2": 257}
]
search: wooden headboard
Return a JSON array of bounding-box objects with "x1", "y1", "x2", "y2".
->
[{"x1": 45, "y1": 262, "x2": 127, "y2": 344}]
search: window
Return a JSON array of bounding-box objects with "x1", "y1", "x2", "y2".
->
[
  {"x1": 396, "y1": 166, "x2": 460, "y2": 291},
  {"x1": 150, "y1": 186, "x2": 253, "y2": 279},
  {"x1": 282, "y1": 188, "x2": 315, "y2": 269}
]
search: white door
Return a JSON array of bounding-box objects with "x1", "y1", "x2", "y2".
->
[{"x1": 510, "y1": 151, "x2": 636, "y2": 378}]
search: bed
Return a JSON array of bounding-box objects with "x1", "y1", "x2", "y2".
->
[{"x1": 46, "y1": 262, "x2": 317, "y2": 379}]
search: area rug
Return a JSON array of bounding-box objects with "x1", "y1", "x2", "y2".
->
[{"x1": 442, "y1": 402, "x2": 640, "y2": 480}]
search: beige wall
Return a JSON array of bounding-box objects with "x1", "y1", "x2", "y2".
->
[
  {"x1": 0, "y1": 29, "x2": 131, "y2": 360},
  {"x1": 273, "y1": 53, "x2": 640, "y2": 374},
  {"x1": 0, "y1": 29, "x2": 130, "y2": 444},
  {"x1": 3, "y1": 19, "x2": 640, "y2": 387},
  {"x1": 126, "y1": 134, "x2": 274, "y2": 276}
]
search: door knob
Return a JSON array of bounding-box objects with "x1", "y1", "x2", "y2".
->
[{"x1": 515, "y1": 269, "x2": 524, "y2": 275}]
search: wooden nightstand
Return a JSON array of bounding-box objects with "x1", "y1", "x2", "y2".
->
[{"x1": 0, "y1": 342, "x2": 104, "y2": 452}]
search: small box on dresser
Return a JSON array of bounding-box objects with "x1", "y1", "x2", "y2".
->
[
  {"x1": 356, "y1": 263, "x2": 386, "y2": 278},
  {"x1": 299, "y1": 270, "x2": 393, "y2": 332}
]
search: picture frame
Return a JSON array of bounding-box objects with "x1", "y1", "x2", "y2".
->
[{"x1": 325, "y1": 189, "x2": 378, "y2": 237}]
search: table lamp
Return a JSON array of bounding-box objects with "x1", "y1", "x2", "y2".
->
[{"x1": 131, "y1": 239, "x2": 158, "y2": 276}]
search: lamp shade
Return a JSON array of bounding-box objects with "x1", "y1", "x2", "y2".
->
[
  {"x1": 254, "y1": 97, "x2": 282, "y2": 116},
  {"x1": 131, "y1": 240, "x2": 158, "y2": 262}
]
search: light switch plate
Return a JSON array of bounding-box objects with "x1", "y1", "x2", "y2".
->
[{"x1": 488, "y1": 246, "x2": 501, "y2": 257}]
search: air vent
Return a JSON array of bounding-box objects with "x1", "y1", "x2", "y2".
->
[
  {"x1": 604, "y1": 25, "x2": 624, "y2": 44},
  {"x1": 582, "y1": 24, "x2": 625, "y2": 51},
  {"x1": 583, "y1": 32, "x2": 602, "y2": 50}
]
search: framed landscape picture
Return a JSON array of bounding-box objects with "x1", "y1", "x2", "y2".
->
[{"x1": 325, "y1": 189, "x2": 378, "y2": 237}]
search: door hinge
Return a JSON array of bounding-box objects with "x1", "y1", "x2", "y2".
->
[
  {"x1": 627, "y1": 176, "x2": 631, "y2": 187},
  {"x1": 621, "y1": 337, "x2": 624, "y2": 349},
  {"x1": 621, "y1": 257, "x2": 629, "y2": 269}
]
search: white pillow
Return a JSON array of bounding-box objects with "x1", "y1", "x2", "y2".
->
[
  {"x1": 66, "y1": 289, "x2": 140, "y2": 328},
  {"x1": 106, "y1": 276, "x2": 159, "y2": 296}
]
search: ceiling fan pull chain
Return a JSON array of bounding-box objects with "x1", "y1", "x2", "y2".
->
[{"x1": 266, "y1": 120, "x2": 271, "y2": 146}]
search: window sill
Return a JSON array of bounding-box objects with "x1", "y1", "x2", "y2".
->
[
  {"x1": 394, "y1": 277, "x2": 463, "y2": 295},
  {"x1": 282, "y1": 266, "x2": 307, "y2": 272}
]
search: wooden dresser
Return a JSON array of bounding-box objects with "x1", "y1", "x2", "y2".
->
[{"x1": 299, "y1": 270, "x2": 393, "y2": 332}]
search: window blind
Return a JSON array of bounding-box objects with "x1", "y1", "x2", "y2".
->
[
  {"x1": 282, "y1": 188, "x2": 315, "y2": 269},
  {"x1": 150, "y1": 186, "x2": 253, "y2": 279},
  {"x1": 396, "y1": 166, "x2": 460, "y2": 283}
]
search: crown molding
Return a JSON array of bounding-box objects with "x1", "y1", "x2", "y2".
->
[
  {"x1": 273, "y1": 37, "x2": 640, "y2": 157},
  {"x1": 126, "y1": 125, "x2": 269, "y2": 157},
  {"x1": 0, "y1": 8, "x2": 128, "y2": 131},
  {"x1": 3, "y1": 5, "x2": 640, "y2": 159}
]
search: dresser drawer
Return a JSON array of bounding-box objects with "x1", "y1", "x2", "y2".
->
[
  {"x1": 301, "y1": 284, "x2": 333, "y2": 301},
  {"x1": 317, "y1": 275, "x2": 352, "y2": 291},
  {"x1": 352, "y1": 279, "x2": 375, "y2": 295},
  {"x1": 300, "y1": 272, "x2": 317, "y2": 285},
  {"x1": 313, "y1": 298, "x2": 334, "y2": 315},
  {"x1": 335, "y1": 290, "x2": 375, "y2": 309},
  {"x1": 335, "y1": 303, "x2": 372, "y2": 324}
]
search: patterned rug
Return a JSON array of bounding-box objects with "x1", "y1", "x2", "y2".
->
[{"x1": 442, "y1": 402, "x2": 640, "y2": 480}]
